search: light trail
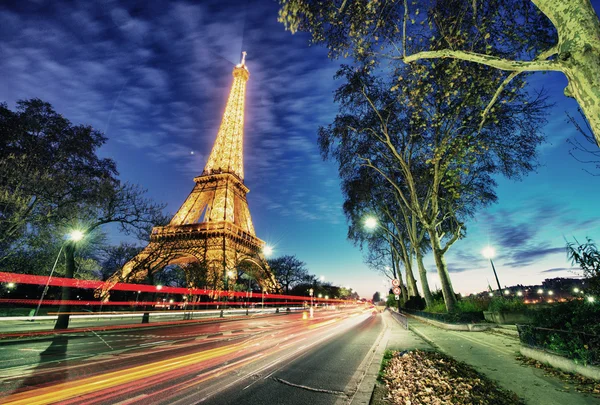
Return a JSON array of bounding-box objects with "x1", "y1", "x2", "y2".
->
[{"x1": 0, "y1": 308, "x2": 374, "y2": 405}]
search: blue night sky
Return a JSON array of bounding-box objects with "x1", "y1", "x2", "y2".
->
[{"x1": 1, "y1": 0, "x2": 599, "y2": 298}]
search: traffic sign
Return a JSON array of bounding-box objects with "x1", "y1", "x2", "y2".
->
[
  {"x1": 392, "y1": 287, "x2": 401, "y2": 295},
  {"x1": 391, "y1": 279, "x2": 400, "y2": 287}
]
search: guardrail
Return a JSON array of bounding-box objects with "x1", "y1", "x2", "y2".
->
[
  {"x1": 389, "y1": 309, "x2": 409, "y2": 330},
  {"x1": 0, "y1": 307, "x2": 305, "y2": 322}
]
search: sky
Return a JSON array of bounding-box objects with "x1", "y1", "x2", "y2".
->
[{"x1": 1, "y1": 0, "x2": 599, "y2": 299}]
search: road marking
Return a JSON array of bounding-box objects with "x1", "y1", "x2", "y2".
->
[
  {"x1": 272, "y1": 377, "x2": 346, "y2": 396},
  {"x1": 447, "y1": 331, "x2": 515, "y2": 356},
  {"x1": 139, "y1": 340, "x2": 168, "y2": 347}
]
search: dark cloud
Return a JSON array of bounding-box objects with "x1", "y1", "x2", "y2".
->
[
  {"x1": 540, "y1": 267, "x2": 576, "y2": 274},
  {"x1": 504, "y1": 246, "x2": 565, "y2": 268}
]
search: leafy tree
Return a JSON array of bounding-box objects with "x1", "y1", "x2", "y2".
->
[
  {"x1": 96, "y1": 243, "x2": 142, "y2": 281},
  {"x1": 0, "y1": 99, "x2": 117, "y2": 260},
  {"x1": 268, "y1": 255, "x2": 309, "y2": 294},
  {"x1": 319, "y1": 50, "x2": 547, "y2": 311},
  {"x1": 343, "y1": 168, "x2": 432, "y2": 304},
  {"x1": 280, "y1": 0, "x2": 600, "y2": 147},
  {"x1": 373, "y1": 291, "x2": 381, "y2": 303},
  {"x1": 567, "y1": 237, "x2": 600, "y2": 294},
  {"x1": 55, "y1": 181, "x2": 165, "y2": 329}
]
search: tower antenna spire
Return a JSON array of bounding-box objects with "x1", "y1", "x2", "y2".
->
[{"x1": 241, "y1": 51, "x2": 247, "y2": 65}]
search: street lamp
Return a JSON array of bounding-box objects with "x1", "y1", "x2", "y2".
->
[
  {"x1": 263, "y1": 245, "x2": 273, "y2": 257},
  {"x1": 33, "y1": 230, "x2": 85, "y2": 319},
  {"x1": 482, "y1": 246, "x2": 502, "y2": 291},
  {"x1": 364, "y1": 216, "x2": 378, "y2": 231}
]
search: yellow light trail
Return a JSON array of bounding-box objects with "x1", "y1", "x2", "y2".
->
[{"x1": 3, "y1": 341, "x2": 247, "y2": 405}]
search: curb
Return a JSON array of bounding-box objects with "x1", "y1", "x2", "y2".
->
[
  {"x1": 520, "y1": 346, "x2": 600, "y2": 381},
  {"x1": 347, "y1": 313, "x2": 391, "y2": 405}
]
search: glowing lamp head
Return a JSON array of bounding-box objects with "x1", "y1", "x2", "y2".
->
[
  {"x1": 318, "y1": 293, "x2": 323, "y2": 298},
  {"x1": 227, "y1": 270, "x2": 234, "y2": 277},
  {"x1": 537, "y1": 289, "x2": 543, "y2": 294},
  {"x1": 69, "y1": 230, "x2": 84, "y2": 242},
  {"x1": 7, "y1": 282, "x2": 15, "y2": 288},
  {"x1": 573, "y1": 287, "x2": 580, "y2": 293},
  {"x1": 587, "y1": 296, "x2": 595, "y2": 303},
  {"x1": 517, "y1": 291, "x2": 523, "y2": 297},
  {"x1": 482, "y1": 246, "x2": 495, "y2": 259},
  {"x1": 489, "y1": 292, "x2": 494, "y2": 297},
  {"x1": 263, "y1": 245, "x2": 273, "y2": 257},
  {"x1": 325, "y1": 295, "x2": 329, "y2": 300},
  {"x1": 364, "y1": 216, "x2": 378, "y2": 230},
  {"x1": 156, "y1": 285, "x2": 163, "y2": 290},
  {"x1": 504, "y1": 290, "x2": 510, "y2": 295},
  {"x1": 548, "y1": 290, "x2": 554, "y2": 296}
]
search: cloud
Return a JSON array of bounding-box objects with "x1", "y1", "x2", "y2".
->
[
  {"x1": 540, "y1": 267, "x2": 577, "y2": 274},
  {"x1": 504, "y1": 245, "x2": 565, "y2": 268}
]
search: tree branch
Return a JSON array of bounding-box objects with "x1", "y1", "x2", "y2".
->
[{"x1": 402, "y1": 49, "x2": 562, "y2": 72}]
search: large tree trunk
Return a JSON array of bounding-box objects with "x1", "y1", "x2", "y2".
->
[
  {"x1": 405, "y1": 257, "x2": 420, "y2": 298},
  {"x1": 532, "y1": 0, "x2": 600, "y2": 146},
  {"x1": 398, "y1": 240, "x2": 419, "y2": 297},
  {"x1": 393, "y1": 254, "x2": 408, "y2": 303},
  {"x1": 428, "y1": 230, "x2": 457, "y2": 312},
  {"x1": 415, "y1": 250, "x2": 433, "y2": 307},
  {"x1": 54, "y1": 242, "x2": 75, "y2": 330}
]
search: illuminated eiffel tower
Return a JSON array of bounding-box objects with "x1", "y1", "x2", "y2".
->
[{"x1": 103, "y1": 52, "x2": 278, "y2": 296}]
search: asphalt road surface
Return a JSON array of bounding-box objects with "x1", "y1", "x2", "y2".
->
[{"x1": 0, "y1": 306, "x2": 382, "y2": 405}]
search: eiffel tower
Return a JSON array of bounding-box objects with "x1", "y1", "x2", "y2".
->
[{"x1": 102, "y1": 52, "x2": 278, "y2": 296}]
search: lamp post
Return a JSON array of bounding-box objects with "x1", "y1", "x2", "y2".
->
[
  {"x1": 34, "y1": 230, "x2": 84, "y2": 320},
  {"x1": 309, "y1": 288, "x2": 314, "y2": 318},
  {"x1": 482, "y1": 246, "x2": 502, "y2": 291}
]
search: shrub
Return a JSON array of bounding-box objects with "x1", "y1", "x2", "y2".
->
[
  {"x1": 456, "y1": 296, "x2": 490, "y2": 312},
  {"x1": 404, "y1": 295, "x2": 426, "y2": 310},
  {"x1": 424, "y1": 298, "x2": 446, "y2": 313},
  {"x1": 488, "y1": 298, "x2": 527, "y2": 313}
]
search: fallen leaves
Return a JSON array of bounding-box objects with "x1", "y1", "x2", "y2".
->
[
  {"x1": 381, "y1": 350, "x2": 525, "y2": 404},
  {"x1": 516, "y1": 355, "x2": 600, "y2": 397}
]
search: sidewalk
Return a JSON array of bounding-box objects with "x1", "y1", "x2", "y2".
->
[{"x1": 408, "y1": 319, "x2": 598, "y2": 405}]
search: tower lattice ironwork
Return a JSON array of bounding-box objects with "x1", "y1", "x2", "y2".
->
[{"x1": 102, "y1": 52, "x2": 278, "y2": 297}]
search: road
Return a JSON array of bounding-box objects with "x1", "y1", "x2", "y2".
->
[{"x1": 0, "y1": 306, "x2": 382, "y2": 405}]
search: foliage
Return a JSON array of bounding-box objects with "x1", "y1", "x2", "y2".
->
[
  {"x1": 96, "y1": 243, "x2": 142, "y2": 281},
  {"x1": 373, "y1": 291, "x2": 382, "y2": 303},
  {"x1": 424, "y1": 298, "x2": 447, "y2": 313},
  {"x1": 268, "y1": 255, "x2": 309, "y2": 294},
  {"x1": 279, "y1": 0, "x2": 600, "y2": 148},
  {"x1": 530, "y1": 299, "x2": 600, "y2": 336},
  {"x1": 567, "y1": 237, "x2": 600, "y2": 294},
  {"x1": 380, "y1": 350, "x2": 525, "y2": 404},
  {"x1": 488, "y1": 297, "x2": 527, "y2": 313},
  {"x1": 518, "y1": 299, "x2": 600, "y2": 366},
  {"x1": 0, "y1": 99, "x2": 117, "y2": 260},
  {"x1": 456, "y1": 296, "x2": 489, "y2": 312},
  {"x1": 315, "y1": 18, "x2": 547, "y2": 311},
  {"x1": 404, "y1": 295, "x2": 426, "y2": 310}
]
